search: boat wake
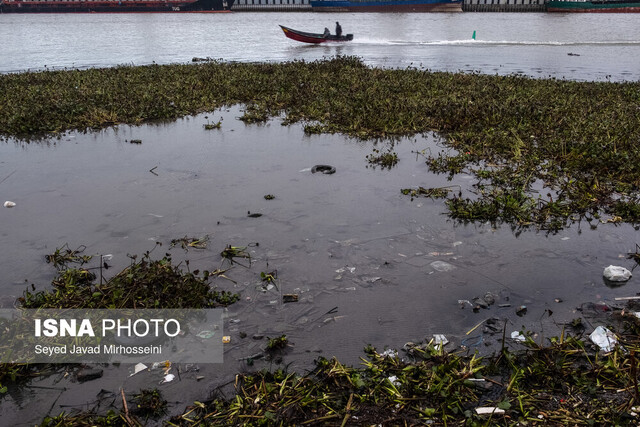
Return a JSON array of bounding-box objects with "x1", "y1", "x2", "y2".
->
[{"x1": 353, "y1": 38, "x2": 640, "y2": 47}]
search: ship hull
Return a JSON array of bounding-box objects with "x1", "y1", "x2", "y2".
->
[
  {"x1": 546, "y1": 0, "x2": 640, "y2": 11},
  {"x1": 0, "y1": 0, "x2": 233, "y2": 13},
  {"x1": 310, "y1": 0, "x2": 462, "y2": 12}
]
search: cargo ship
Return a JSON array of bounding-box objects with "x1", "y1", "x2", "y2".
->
[
  {"x1": 0, "y1": 0, "x2": 232, "y2": 13},
  {"x1": 546, "y1": 0, "x2": 640, "y2": 12},
  {"x1": 310, "y1": 0, "x2": 462, "y2": 12}
]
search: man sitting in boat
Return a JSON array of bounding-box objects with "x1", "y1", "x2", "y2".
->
[
  {"x1": 323, "y1": 28, "x2": 331, "y2": 38},
  {"x1": 335, "y1": 22, "x2": 342, "y2": 38}
]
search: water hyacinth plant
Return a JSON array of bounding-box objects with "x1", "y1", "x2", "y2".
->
[{"x1": 2, "y1": 57, "x2": 640, "y2": 230}]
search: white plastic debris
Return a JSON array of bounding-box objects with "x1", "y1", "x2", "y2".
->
[
  {"x1": 510, "y1": 331, "x2": 526, "y2": 342},
  {"x1": 380, "y1": 349, "x2": 398, "y2": 358},
  {"x1": 430, "y1": 261, "x2": 455, "y2": 272},
  {"x1": 161, "y1": 374, "x2": 175, "y2": 383},
  {"x1": 475, "y1": 407, "x2": 505, "y2": 415},
  {"x1": 129, "y1": 363, "x2": 148, "y2": 377},
  {"x1": 603, "y1": 265, "x2": 632, "y2": 282},
  {"x1": 433, "y1": 334, "x2": 449, "y2": 349},
  {"x1": 3, "y1": 201, "x2": 16, "y2": 208},
  {"x1": 387, "y1": 375, "x2": 400, "y2": 387},
  {"x1": 589, "y1": 326, "x2": 618, "y2": 352}
]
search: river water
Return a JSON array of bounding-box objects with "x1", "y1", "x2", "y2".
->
[
  {"x1": 1, "y1": 12, "x2": 640, "y2": 81},
  {"x1": 1, "y1": 11, "x2": 639, "y2": 425}
]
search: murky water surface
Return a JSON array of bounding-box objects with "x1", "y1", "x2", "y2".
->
[
  {"x1": 1, "y1": 108, "x2": 637, "y2": 424},
  {"x1": 1, "y1": 10, "x2": 640, "y2": 423}
]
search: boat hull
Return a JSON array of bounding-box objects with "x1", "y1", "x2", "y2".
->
[
  {"x1": 310, "y1": 0, "x2": 462, "y2": 12},
  {"x1": 0, "y1": 0, "x2": 233, "y2": 13},
  {"x1": 280, "y1": 25, "x2": 353, "y2": 44},
  {"x1": 546, "y1": 0, "x2": 640, "y2": 11}
]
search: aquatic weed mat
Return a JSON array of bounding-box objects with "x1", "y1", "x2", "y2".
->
[
  {"x1": 0, "y1": 244, "x2": 241, "y2": 396},
  {"x1": 40, "y1": 331, "x2": 640, "y2": 426},
  {"x1": 2, "y1": 57, "x2": 640, "y2": 230}
]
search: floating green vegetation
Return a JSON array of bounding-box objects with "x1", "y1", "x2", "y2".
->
[
  {"x1": 1, "y1": 244, "x2": 241, "y2": 394},
  {"x1": 220, "y1": 244, "x2": 252, "y2": 267},
  {"x1": 44, "y1": 244, "x2": 92, "y2": 270},
  {"x1": 170, "y1": 235, "x2": 210, "y2": 250},
  {"x1": 22, "y1": 245, "x2": 240, "y2": 309},
  {"x1": 264, "y1": 194, "x2": 275, "y2": 200},
  {"x1": 266, "y1": 334, "x2": 288, "y2": 352},
  {"x1": 35, "y1": 309, "x2": 640, "y2": 425},
  {"x1": 203, "y1": 116, "x2": 222, "y2": 130},
  {"x1": 2, "y1": 57, "x2": 640, "y2": 229},
  {"x1": 143, "y1": 323, "x2": 640, "y2": 425},
  {"x1": 40, "y1": 388, "x2": 167, "y2": 426},
  {"x1": 40, "y1": 409, "x2": 124, "y2": 426},
  {"x1": 401, "y1": 186, "x2": 452, "y2": 200},
  {"x1": 260, "y1": 270, "x2": 278, "y2": 291},
  {"x1": 132, "y1": 388, "x2": 168, "y2": 419},
  {"x1": 366, "y1": 148, "x2": 399, "y2": 169}
]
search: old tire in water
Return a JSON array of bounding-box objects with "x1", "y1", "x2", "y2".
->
[{"x1": 311, "y1": 165, "x2": 336, "y2": 175}]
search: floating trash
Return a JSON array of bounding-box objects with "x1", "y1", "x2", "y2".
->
[
  {"x1": 130, "y1": 363, "x2": 148, "y2": 377},
  {"x1": 311, "y1": 165, "x2": 336, "y2": 175},
  {"x1": 458, "y1": 299, "x2": 473, "y2": 308},
  {"x1": 283, "y1": 294, "x2": 299, "y2": 303},
  {"x1": 589, "y1": 325, "x2": 618, "y2": 352},
  {"x1": 3, "y1": 201, "x2": 16, "y2": 208},
  {"x1": 476, "y1": 407, "x2": 505, "y2": 415},
  {"x1": 516, "y1": 305, "x2": 527, "y2": 316},
  {"x1": 603, "y1": 265, "x2": 632, "y2": 282},
  {"x1": 387, "y1": 375, "x2": 400, "y2": 387},
  {"x1": 161, "y1": 374, "x2": 175, "y2": 384},
  {"x1": 432, "y1": 334, "x2": 449, "y2": 349},
  {"x1": 380, "y1": 349, "x2": 398, "y2": 358},
  {"x1": 461, "y1": 335, "x2": 483, "y2": 347},
  {"x1": 511, "y1": 331, "x2": 526, "y2": 342},
  {"x1": 222, "y1": 336, "x2": 231, "y2": 344},
  {"x1": 430, "y1": 261, "x2": 455, "y2": 272},
  {"x1": 196, "y1": 330, "x2": 216, "y2": 339}
]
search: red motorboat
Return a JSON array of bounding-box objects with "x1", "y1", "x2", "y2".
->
[{"x1": 279, "y1": 25, "x2": 354, "y2": 44}]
